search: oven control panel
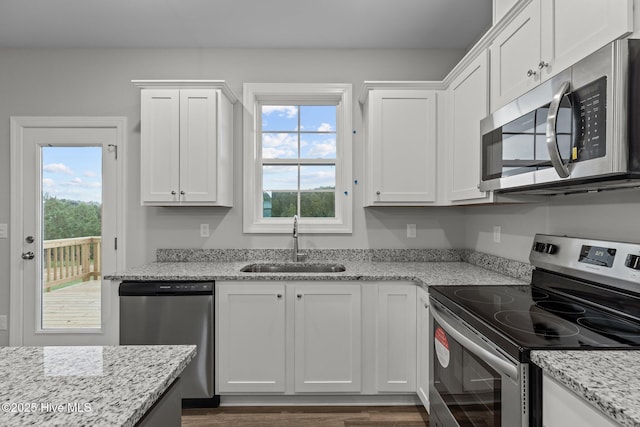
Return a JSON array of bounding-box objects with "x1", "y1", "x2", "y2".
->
[{"x1": 530, "y1": 234, "x2": 640, "y2": 293}]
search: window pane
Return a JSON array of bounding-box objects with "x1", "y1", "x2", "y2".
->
[
  {"x1": 266, "y1": 191, "x2": 298, "y2": 217},
  {"x1": 301, "y1": 134, "x2": 336, "y2": 159},
  {"x1": 262, "y1": 105, "x2": 298, "y2": 131},
  {"x1": 301, "y1": 192, "x2": 335, "y2": 218},
  {"x1": 300, "y1": 105, "x2": 336, "y2": 132},
  {"x1": 263, "y1": 165, "x2": 298, "y2": 191},
  {"x1": 262, "y1": 133, "x2": 298, "y2": 159},
  {"x1": 300, "y1": 165, "x2": 335, "y2": 190}
]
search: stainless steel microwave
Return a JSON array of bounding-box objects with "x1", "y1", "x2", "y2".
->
[{"x1": 480, "y1": 39, "x2": 640, "y2": 195}]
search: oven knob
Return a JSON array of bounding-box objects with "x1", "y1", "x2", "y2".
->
[
  {"x1": 533, "y1": 242, "x2": 546, "y2": 253},
  {"x1": 544, "y1": 243, "x2": 558, "y2": 254},
  {"x1": 625, "y1": 254, "x2": 640, "y2": 270}
]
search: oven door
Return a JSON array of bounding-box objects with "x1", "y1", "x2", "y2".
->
[{"x1": 429, "y1": 299, "x2": 527, "y2": 427}]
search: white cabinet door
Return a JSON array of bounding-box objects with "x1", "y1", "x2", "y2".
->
[
  {"x1": 447, "y1": 51, "x2": 490, "y2": 203},
  {"x1": 294, "y1": 284, "x2": 361, "y2": 392},
  {"x1": 140, "y1": 89, "x2": 180, "y2": 203},
  {"x1": 541, "y1": 0, "x2": 632, "y2": 82},
  {"x1": 375, "y1": 285, "x2": 416, "y2": 392},
  {"x1": 416, "y1": 287, "x2": 430, "y2": 410},
  {"x1": 365, "y1": 89, "x2": 437, "y2": 205},
  {"x1": 543, "y1": 373, "x2": 618, "y2": 427},
  {"x1": 179, "y1": 89, "x2": 218, "y2": 203},
  {"x1": 217, "y1": 283, "x2": 286, "y2": 393},
  {"x1": 490, "y1": 0, "x2": 541, "y2": 110}
]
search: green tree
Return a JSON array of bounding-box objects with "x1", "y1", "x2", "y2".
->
[{"x1": 43, "y1": 194, "x2": 101, "y2": 240}]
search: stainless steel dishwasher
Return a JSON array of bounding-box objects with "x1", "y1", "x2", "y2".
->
[{"x1": 119, "y1": 281, "x2": 219, "y2": 407}]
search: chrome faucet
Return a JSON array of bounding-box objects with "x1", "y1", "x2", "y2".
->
[{"x1": 292, "y1": 215, "x2": 306, "y2": 262}]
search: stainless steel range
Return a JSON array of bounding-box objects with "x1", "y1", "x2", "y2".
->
[{"x1": 429, "y1": 234, "x2": 640, "y2": 427}]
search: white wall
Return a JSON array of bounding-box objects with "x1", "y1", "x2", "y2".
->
[
  {"x1": 0, "y1": 47, "x2": 466, "y2": 345},
  {"x1": 464, "y1": 188, "x2": 640, "y2": 262}
]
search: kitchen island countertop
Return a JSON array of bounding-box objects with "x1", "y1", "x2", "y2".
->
[
  {"x1": 532, "y1": 350, "x2": 640, "y2": 427},
  {"x1": 104, "y1": 260, "x2": 527, "y2": 287},
  {"x1": 0, "y1": 345, "x2": 195, "y2": 427}
]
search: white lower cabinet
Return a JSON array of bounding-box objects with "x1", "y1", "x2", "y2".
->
[
  {"x1": 293, "y1": 284, "x2": 362, "y2": 393},
  {"x1": 416, "y1": 287, "x2": 430, "y2": 410},
  {"x1": 375, "y1": 285, "x2": 416, "y2": 392},
  {"x1": 543, "y1": 373, "x2": 617, "y2": 427},
  {"x1": 217, "y1": 281, "x2": 423, "y2": 397},
  {"x1": 216, "y1": 283, "x2": 286, "y2": 393}
]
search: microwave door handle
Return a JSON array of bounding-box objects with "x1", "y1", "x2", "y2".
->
[
  {"x1": 546, "y1": 81, "x2": 571, "y2": 178},
  {"x1": 431, "y1": 301, "x2": 519, "y2": 381}
]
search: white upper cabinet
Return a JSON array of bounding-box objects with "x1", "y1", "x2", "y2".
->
[
  {"x1": 134, "y1": 80, "x2": 236, "y2": 206},
  {"x1": 491, "y1": 0, "x2": 632, "y2": 110},
  {"x1": 361, "y1": 84, "x2": 439, "y2": 206},
  {"x1": 446, "y1": 51, "x2": 491, "y2": 203}
]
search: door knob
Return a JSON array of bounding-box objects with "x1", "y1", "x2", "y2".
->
[{"x1": 22, "y1": 251, "x2": 35, "y2": 260}]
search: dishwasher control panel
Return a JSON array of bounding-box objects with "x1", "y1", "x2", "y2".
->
[{"x1": 119, "y1": 281, "x2": 214, "y2": 296}]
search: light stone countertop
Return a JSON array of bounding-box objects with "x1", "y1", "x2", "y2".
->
[
  {"x1": 104, "y1": 260, "x2": 528, "y2": 287},
  {"x1": 531, "y1": 350, "x2": 640, "y2": 427},
  {"x1": 0, "y1": 345, "x2": 195, "y2": 427}
]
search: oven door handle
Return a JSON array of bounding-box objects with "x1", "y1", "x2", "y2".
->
[
  {"x1": 546, "y1": 80, "x2": 571, "y2": 178},
  {"x1": 431, "y1": 301, "x2": 519, "y2": 381}
]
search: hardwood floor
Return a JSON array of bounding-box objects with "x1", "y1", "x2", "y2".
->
[{"x1": 182, "y1": 405, "x2": 430, "y2": 426}]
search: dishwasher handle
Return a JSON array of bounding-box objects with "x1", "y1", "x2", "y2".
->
[{"x1": 119, "y1": 281, "x2": 214, "y2": 296}]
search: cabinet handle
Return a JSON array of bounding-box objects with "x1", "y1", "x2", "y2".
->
[
  {"x1": 171, "y1": 191, "x2": 176, "y2": 195},
  {"x1": 527, "y1": 69, "x2": 537, "y2": 77},
  {"x1": 276, "y1": 294, "x2": 282, "y2": 299},
  {"x1": 297, "y1": 294, "x2": 302, "y2": 299},
  {"x1": 538, "y1": 60, "x2": 549, "y2": 69}
]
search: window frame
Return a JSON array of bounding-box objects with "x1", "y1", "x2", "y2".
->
[{"x1": 243, "y1": 83, "x2": 352, "y2": 234}]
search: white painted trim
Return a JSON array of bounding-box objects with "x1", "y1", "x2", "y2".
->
[
  {"x1": 242, "y1": 83, "x2": 353, "y2": 234},
  {"x1": 219, "y1": 394, "x2": 420, "y2": 407},
  {"x1": 132, "y1": 80, "x2": 238, "y2": 103},
  {"x1": 9, "y1": 116, "x2": 127, "y2": 346}
]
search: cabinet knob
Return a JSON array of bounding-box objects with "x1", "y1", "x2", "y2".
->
[
  {"x1": 297, "y1": 294, "x2": 302, "y2": 299},
  {"x1": 277, "y1": 294, "x2": 282, "y2": 299},
  {"x1": 180, "y1": 190, "x2": 185, "y2": 195},
  {"x1": 527, "y1": 69, "x2": 537, "y2": 77},
  {"x1": 538, "y1": 60, "x2": 549, "y2": 69},
  {"x1": 171, "y1": 191, "x2": 176, "y2": 195},
  {"x1": 376, "y1": 191, "x2": 381, "y2": 196},
  {"x1": 424, "y1": 303, "x2": 428, "y2": 309}
]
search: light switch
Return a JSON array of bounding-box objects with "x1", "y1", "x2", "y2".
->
[
  {"x1": 0, "y1": 315, "x2": 7, "y2": 331},
  {"x1": 200, "y1": 224, "x2": 210, "y2": 238},
  {"x1": 0, "y1": 224, "x2": 7, "y2": 239},
  {"x1": 407, "y1": 224, "x2": 417, "y2": 239}
]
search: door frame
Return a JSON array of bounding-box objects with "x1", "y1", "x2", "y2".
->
[{"x1": 9, "y1": 116, "x2": 127, "y2": 346}]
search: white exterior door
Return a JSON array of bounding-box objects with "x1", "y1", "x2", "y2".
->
[
  {"x1": 375, "y1": 284, "x2": 416, "y2": 392},
  {"x1": 10, "y1": 117, "x2": 126, "y2": 346},
  {"x1": 294, "y1": 284, "x2": 361, "y2": 392},
  {"x1": 216, "y1": 283, "x2": 286, "y2": 393}
]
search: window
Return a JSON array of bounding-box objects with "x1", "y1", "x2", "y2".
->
[{"x1": 243, "y1": 83, "x2": 352, "y2": 233}]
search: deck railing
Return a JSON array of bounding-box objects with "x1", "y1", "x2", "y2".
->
[{"x1": 43, "y1": 236, "x2": 101, "y2": 291}]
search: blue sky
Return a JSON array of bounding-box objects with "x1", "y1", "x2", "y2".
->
[
  {"x1": 42, "y1": 147, "x2": 102, "y2": 203},
  {"x1": 261, "y1": 105, "x2": 337, "y2": 191}
]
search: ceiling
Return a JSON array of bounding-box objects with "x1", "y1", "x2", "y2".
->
[{"x1": 0, "y1": 0, "x2": 493, "y2": 49}]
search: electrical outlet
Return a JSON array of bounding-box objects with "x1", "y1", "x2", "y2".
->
[
  {"x1": 200, "y1": 224, "x2": 210, "y2": 238},
  {"x1": 0, "y1": 224, "x2": 7, "y2": 239},
  {"x1": 407, "y1": 224, "x2": 417, "y2": 239},
  {"x1": 493, "y1": 226, "x2": 501, "y2": 243},
  {"x1": 0, "y1": 315, "x2": 7, "y2": 331}
]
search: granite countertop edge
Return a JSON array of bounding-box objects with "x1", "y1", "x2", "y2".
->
[
  {"x1": 531, "y1": 350, "x2": 640, "y2": 427},
  {"x1": 104, "y1": 260, "x2": 528, "y2": 287}
]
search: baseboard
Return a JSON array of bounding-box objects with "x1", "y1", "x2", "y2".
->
[{"x1": 219, "y1": 394, "x2": 420, "y2": 407}]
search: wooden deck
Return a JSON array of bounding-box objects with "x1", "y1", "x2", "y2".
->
[{"x1": 42, "y1": 279, "x2": 101, "y2": 329}]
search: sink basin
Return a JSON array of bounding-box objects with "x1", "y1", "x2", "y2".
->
[{"x1": 240, "y1": 263, "x2": 346, "y2": 273}]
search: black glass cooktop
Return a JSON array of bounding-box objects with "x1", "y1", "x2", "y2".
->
[{"x1": 430, "y1": 282, "x2": 640, "y2": 359}]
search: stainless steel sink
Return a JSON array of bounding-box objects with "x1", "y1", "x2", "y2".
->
[{"x1": 240, "y1": 263, "x2": 346, "y2": 273}]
